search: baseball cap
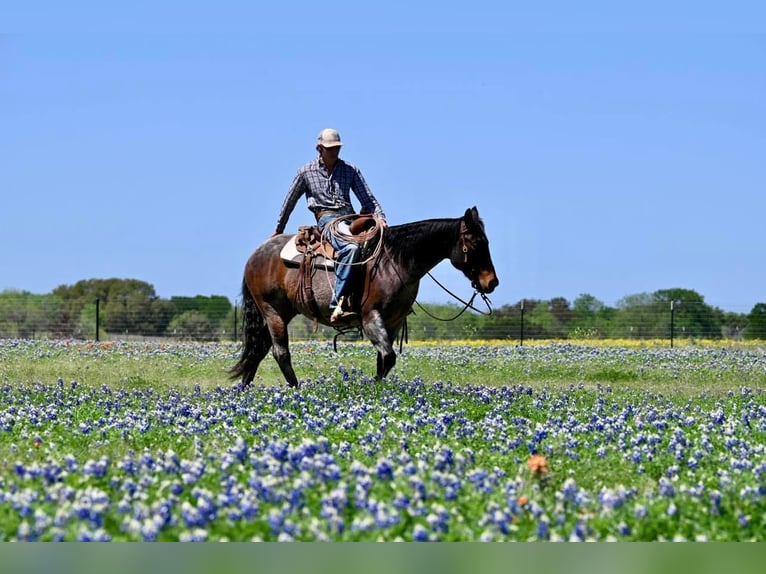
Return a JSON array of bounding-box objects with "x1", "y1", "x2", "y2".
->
[{"x1": 317, "y1": 128, "x2": 343, "y2": 147}]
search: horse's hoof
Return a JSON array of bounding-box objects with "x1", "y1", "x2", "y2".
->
[{"x1": 233, "y1": 381, "x2": 250, "y2": 392}]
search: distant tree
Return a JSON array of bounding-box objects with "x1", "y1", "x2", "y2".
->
[
  {"x1": 170, "y1": 295, "x2": 232, "y2": 321},
  {"x1": 569, "y1": 293, "x2": 608, "y2": 338},
  {"x1": 488, "y1": 303, "x2": 523, "y2": 341},
  {"x1": 78, "y1": 302, "x2": 99, "y2": 339},
  {"x1": 143, "y1": 299, "x2": 177, "y2": 336},
  {"x1": 614, "y1": 292, "x2": 657, "y2": 338},
  {"x1": 719, "y1": 310, "x2": 747, "y2": 339},
  {"x1": 167, "y1": 311, "x2": 217, "y2": 341},
  {"x1": 654, "y1": 288, "x2": 722, "y2": 339},
  {"x1": 744, "y1": 303, "x2": 766, "y2": 340},
  {"x1": 0, "y1": 291, "x2": 68, "y2": 338},
  {"x1": 548, "y1": 297, "x2": 572, "y2": 337},
  {"x1": 528, "y1": 303, "x2": 557, "y2": 338},
  {"x1": 517, "y1": 299, "x2": 546, "y2": 339},
  {"x1": 53, "y1": 278, "x2": 160, "y2": 335},
  {"x1": 573, "y1": 293, "x2": 605, "y2": 315}
]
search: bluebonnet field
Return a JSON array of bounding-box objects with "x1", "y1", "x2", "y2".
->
[{"x1": 0, "y1": 339, "x2": 764, "y2": 541}]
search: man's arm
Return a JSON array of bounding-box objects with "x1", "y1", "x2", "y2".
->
[
  {"x1": 352, "y1": 167, "x2": 386, "y2": 222},
  {"x1": 274, "y1": 171, "x2": 305, "y2": 234}
]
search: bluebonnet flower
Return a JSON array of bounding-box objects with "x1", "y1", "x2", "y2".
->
[
  {"x1": 409, "y1": 476, "x2": 427, "y2": 501},
  {"x1": 562, "y1": 478, "x2": 578, "y2": 502},
  {"x1": 412, "y1": 523, "x2": 429, "y2": 542},
  {"x1": 81, "y1": 457, "x2": 109, "y2": 479},
  {"x1": 267, "y1": 508, "x2": 285, "y2": 534},
  {"x1": 434, "y1": 446, "x2": 454, "y2": 471},
  {"x1": 570, "y1": 520, "x2": 589, "y2": 541},
  {"x1": 658, "y1": 477, "x2": 675, "y2": 498},
  {"x1": 16, "y1": 521, "x2": 36, "y2": 542},
  {"x1": 370, "y1": 500, "x2": 400, "y2": 529},
  {"x1": 181, "y1": 501, "x2": 204, "y2": 528},
  {"x1": 598, "y1": 486, "x2": 628, "y2": 512},
  {"x1": 425, "y1": 504, "x2": 450, "y2": 534},
  {"x1": 179, "y1": 528, "x2": 208, "y2": 542},
  {"x1": 375, "y1": 458, "x2": 395, "y2": 481},
  {"x1": 392, "y1": 491, "x2": 410, "y2": 510},
  {"x1": 536, "y1": 517, "x2": 550, "y2": 540},
  {"x1": 665, "y1": 465, "x2": 679, "y2": 479},
  {"x1": 710, "y1": 409, "x2": 725, "y2": 425},
  {"x1": 76, "y1": 526, "x2": 111, "y2": 542}
]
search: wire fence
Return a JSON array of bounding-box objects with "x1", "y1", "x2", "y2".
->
[{"x1": 0, "y1": 292, "x2": 762, "y2": 346}]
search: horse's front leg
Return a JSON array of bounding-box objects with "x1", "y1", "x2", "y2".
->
[{"x1": 362, "y1": 310, "x2": 396, "y2": 380}]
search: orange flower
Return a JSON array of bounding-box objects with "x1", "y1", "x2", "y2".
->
[
  {"x1": 526, "y1": 454, "x2": 550, "y2": 476},
  {"x1": 517, "y1": 495, "x2": 529, "y2": 506}
]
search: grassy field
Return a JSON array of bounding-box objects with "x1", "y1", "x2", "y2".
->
[{"x1": 0, "y1": 339, "x2": 764, "y2": 541}]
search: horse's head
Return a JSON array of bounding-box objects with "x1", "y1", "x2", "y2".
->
[{"x1": 451, "y1": 207, "x2": 499, "y2": 294}]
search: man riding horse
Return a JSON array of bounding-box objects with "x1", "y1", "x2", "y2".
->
[{"x1": 272, "y1": 128, "x2": 387, "y2": 323}]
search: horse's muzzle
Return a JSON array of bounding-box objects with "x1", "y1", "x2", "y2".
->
[{"x1": 474, "y1": 272, "x2": 499, "y2": 294}]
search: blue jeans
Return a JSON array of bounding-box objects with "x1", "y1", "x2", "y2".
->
[{"x1": 317, "y1": 214, "x2": 360, "y2": 309}]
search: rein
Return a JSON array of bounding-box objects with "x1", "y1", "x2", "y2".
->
[{"x1": 414, "y1": 271, "x2": 494, "y2": 322}]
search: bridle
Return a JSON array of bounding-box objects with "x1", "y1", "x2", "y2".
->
[
  {"x1": 458, "y1": 220, "x2": 489, "y2": 294},
  {"x1": 413, "y1": 221, "x2": 494, "y2": 322}
]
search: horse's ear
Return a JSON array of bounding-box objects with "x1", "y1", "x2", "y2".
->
[{"x1": 464, "y1": 206, "x2": 480, "y2": 226}]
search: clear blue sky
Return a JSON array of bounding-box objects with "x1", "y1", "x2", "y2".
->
[{"x1": 2, "y1": 3, "x2": 764, "y2": 313}]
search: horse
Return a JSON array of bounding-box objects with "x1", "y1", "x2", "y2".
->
[{"x1": 230, "y1": 206, "x2": 499, "y2": 387}]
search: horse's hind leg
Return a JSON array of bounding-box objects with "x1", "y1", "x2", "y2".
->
[
  {"x1": 265, "y1": 313, "x2": 300, "y2": 388},
  {"x1": 242, "y1": 324, "x2": 272, "y2": 386}
]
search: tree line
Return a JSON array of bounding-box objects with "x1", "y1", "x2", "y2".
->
[
  {"x1": 0, "y1": 279, "x2": 236, "y2": 341},
  {"x1": 1, "y1": 280, "x2": 765, "y2": 341}
]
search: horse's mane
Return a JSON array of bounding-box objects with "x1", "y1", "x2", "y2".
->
[{"x1": 382, "y1": 218, "x2": 461, "y2": 263}]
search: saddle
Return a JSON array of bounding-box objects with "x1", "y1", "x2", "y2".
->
[
  {"x1": 279, "y1": 215, "x2": 378, "y2": 269},
  {"x1": 280, "y1": 226, "x2": 336, "y2": 269}
]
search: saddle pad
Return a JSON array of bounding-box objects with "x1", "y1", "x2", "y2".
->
[{"x1": 279, "y1": 236, "x2": 334, "y2": 269}]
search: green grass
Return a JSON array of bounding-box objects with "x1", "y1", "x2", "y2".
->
[{"x1": 4, "y1": 340, "x2": 763, "y2": 393}]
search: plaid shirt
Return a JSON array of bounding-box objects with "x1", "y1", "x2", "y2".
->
[{"x1": 275, "y1": 158, "x2": 386, "y2": 233}]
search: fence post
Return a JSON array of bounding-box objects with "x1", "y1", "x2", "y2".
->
[
  {"x1": 520, "y1": 299, "x2": 525, "y2": 346},
  {"x1": 95, "y1": 298, "x2": 100, "y2": 342},
  {"x1": 233, "y1": 304, "x2": 238, "y2": 342},
  {"x1": 670, "y1": 300, "x2": 675, "y2": 348}
]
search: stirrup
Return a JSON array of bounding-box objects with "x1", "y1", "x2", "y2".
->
[
  {"x1": 330, "y1": 296, "x2": 356, "y2": 323},
  {"x1": 330, "y1": 308, "x2": 358, "y2": 324}
]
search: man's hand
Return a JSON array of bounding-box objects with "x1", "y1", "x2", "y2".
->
[{"x1": 270, "y1": 231, "x2": 280, "y2": 238}]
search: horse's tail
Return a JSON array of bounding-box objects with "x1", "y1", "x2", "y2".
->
[{"x1": 229, "y1": 276, "x2": 272, "y2": 384}]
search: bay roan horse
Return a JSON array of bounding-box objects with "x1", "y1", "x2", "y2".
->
[{"x1": 230, "y1": 206, "x2": 499, "y2": 387}]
